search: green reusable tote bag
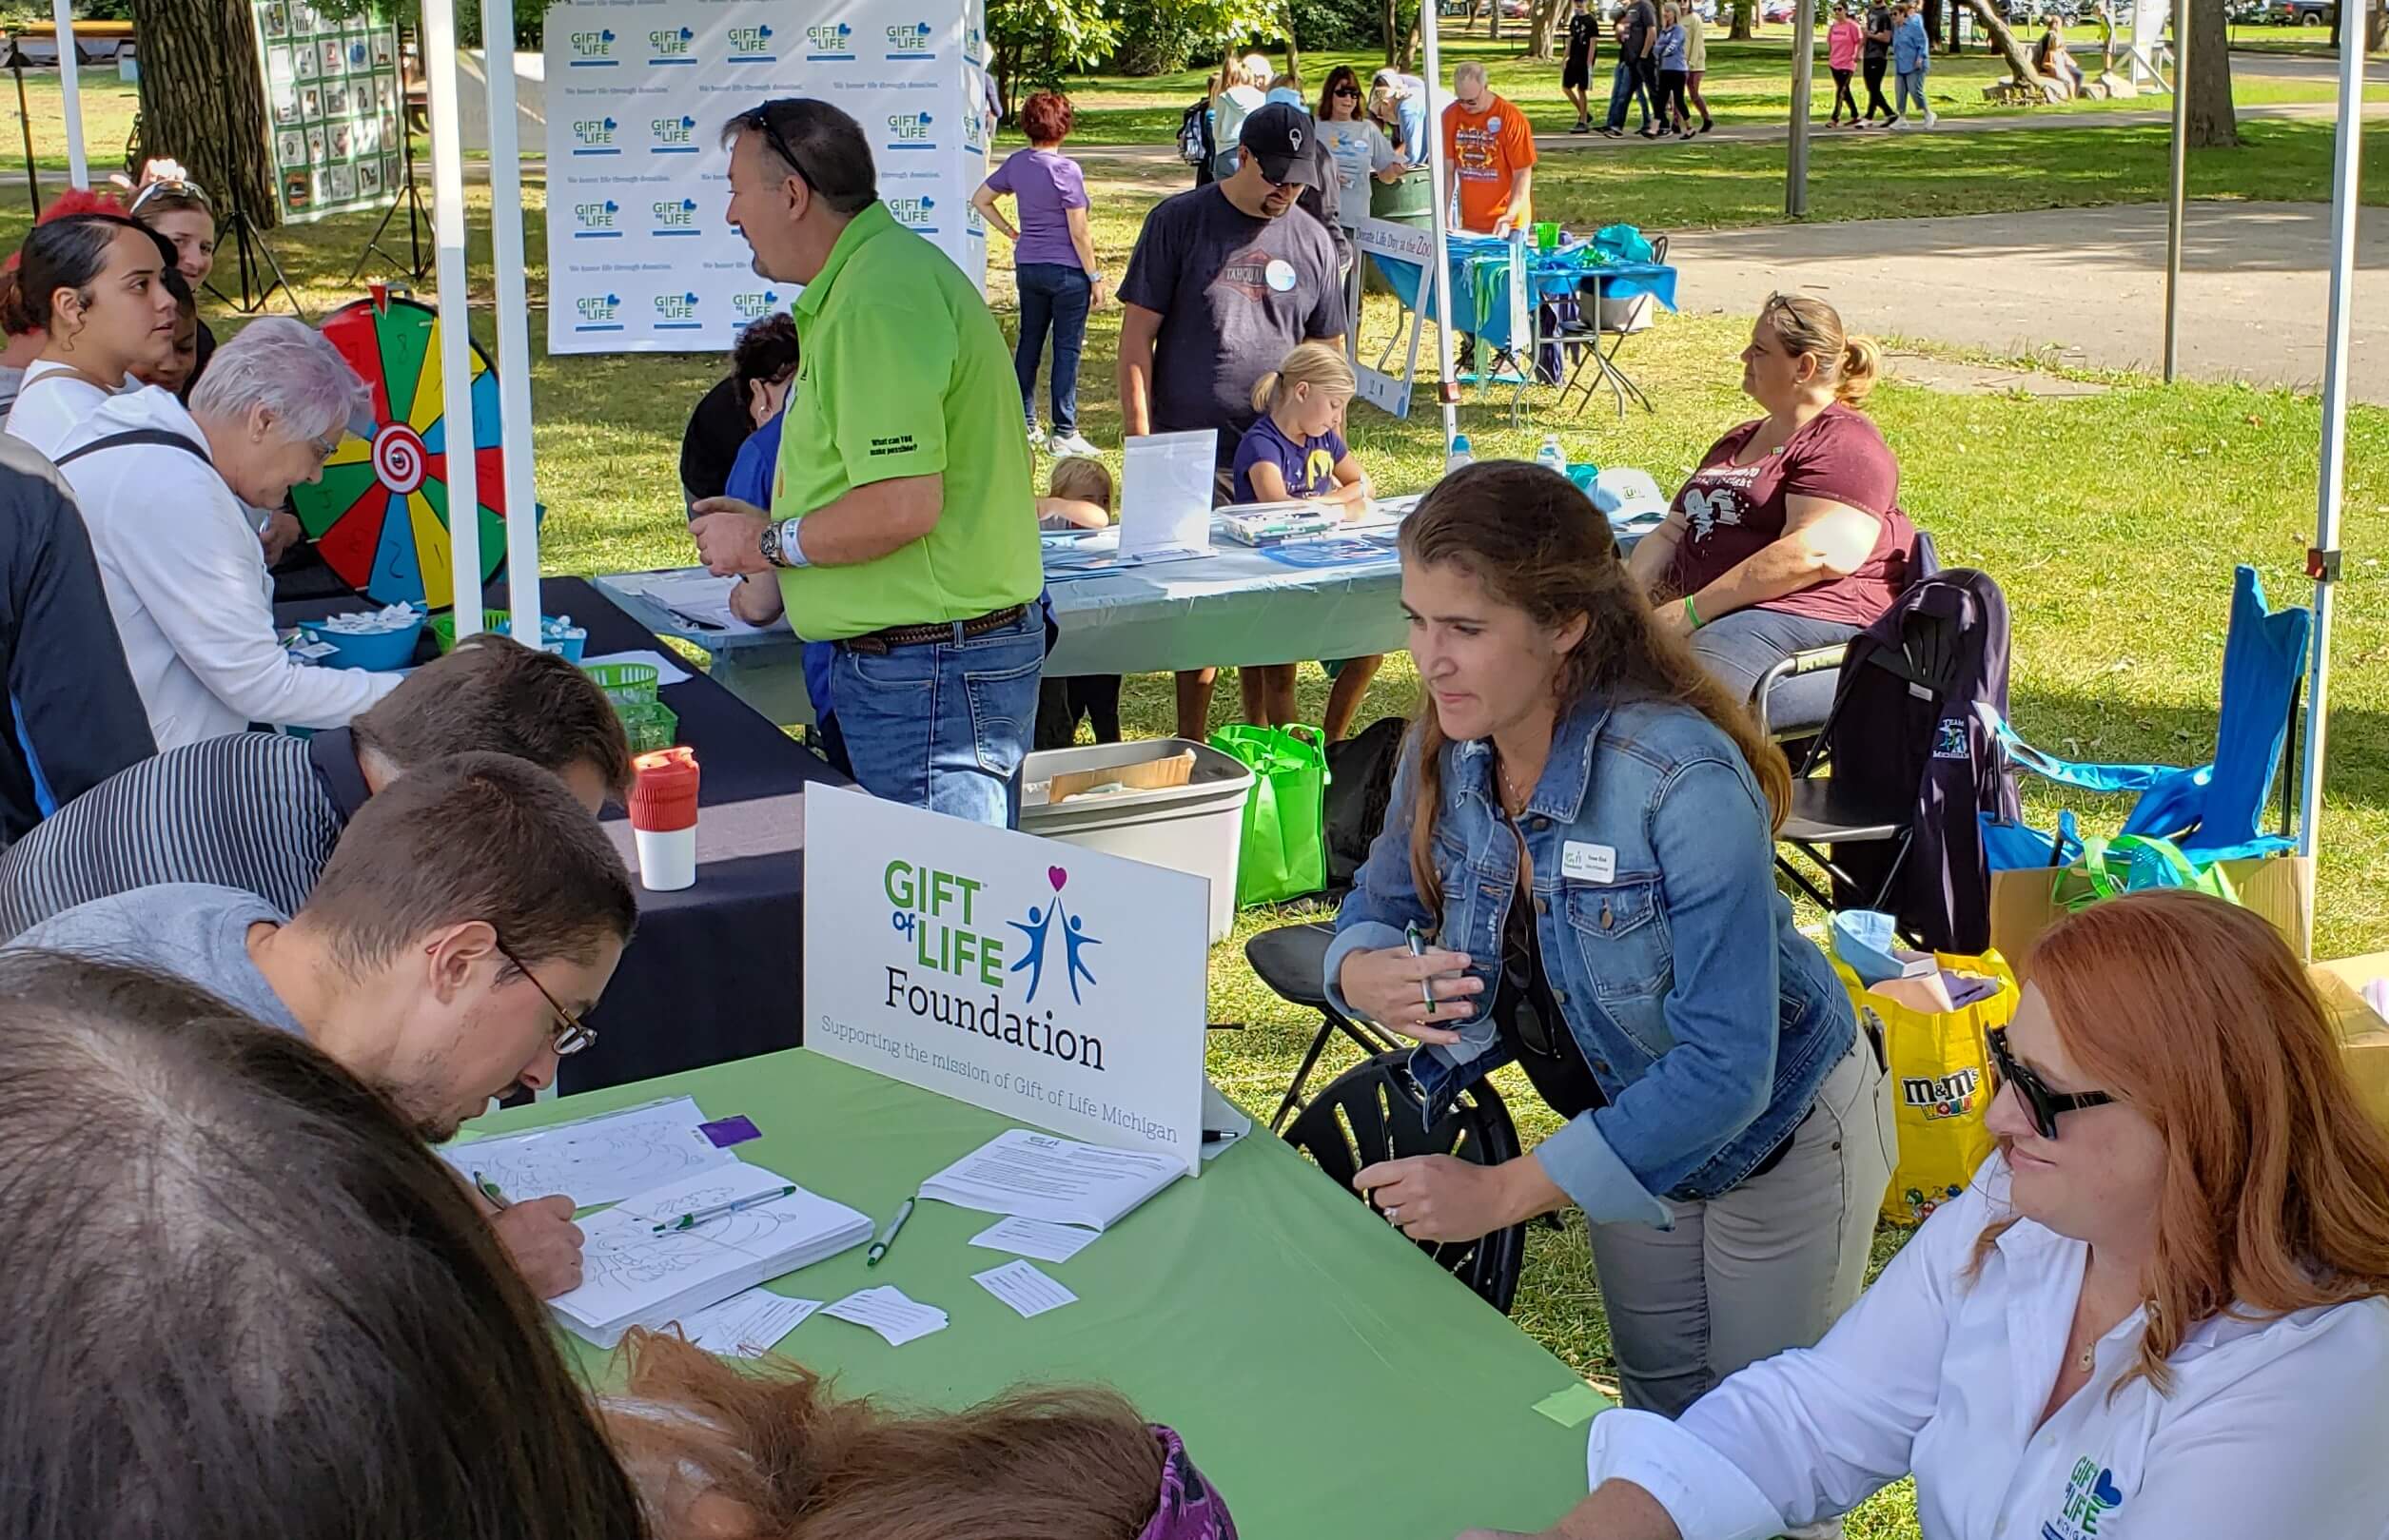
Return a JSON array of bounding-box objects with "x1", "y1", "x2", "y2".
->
[{"x1": 1208, "y1": 725, "x2": 1331, "y2": 906}]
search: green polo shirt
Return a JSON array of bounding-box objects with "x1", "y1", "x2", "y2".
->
[{"x1": 771, "y1": 201, "x2": 1040, "y2": 641}]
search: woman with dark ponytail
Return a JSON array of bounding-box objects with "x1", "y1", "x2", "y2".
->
[
  {"x1": 1324, "y1": 460, "x2": 1891, "y2": 1418},
  {"x1": 1, "y1": 212, "x2": 180, "y2": 458}
]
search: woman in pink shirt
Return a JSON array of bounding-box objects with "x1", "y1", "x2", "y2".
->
[{"x1": 1827, "y1": 2, "x2": 1865, "y2": 127}]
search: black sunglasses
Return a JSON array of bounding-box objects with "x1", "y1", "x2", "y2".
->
[
  {"x1": 1333, "y1": 86, "x2": 1361, "y2": 97},
  {"x1": 1988, "y1": 1026, "x2": 2114, "y2": 1140},
  {"x1": 734, "y1": 106, "x2": 819, "y2": 193}
]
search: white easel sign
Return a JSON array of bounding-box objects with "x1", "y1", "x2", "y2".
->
[{"x1": 802, "y1": 789, "x2": 1211, "y2": 1174}]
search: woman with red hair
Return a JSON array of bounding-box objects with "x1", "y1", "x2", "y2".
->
[
  {"x1": 1464, "y1": 889, "x2": 2389, "y2": 1540},
  {"x1": 971, "y1": 88, "x2": 1105, "y2": 458}
]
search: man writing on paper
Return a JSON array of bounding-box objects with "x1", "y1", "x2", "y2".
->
[
  {"x1": 1117, "y1": 103, "x2": 1347, "y2": 740},
  {"x1": 689, "y1": 99, "x2": 1043, "y2": 828},
  {"x1": 6, "y1": 752, "x2": 636, "y2": 1298}
]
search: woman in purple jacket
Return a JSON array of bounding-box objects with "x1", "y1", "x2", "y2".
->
[{"x1": 972, "y1": 90, "x2": 1107, "y2": 459}]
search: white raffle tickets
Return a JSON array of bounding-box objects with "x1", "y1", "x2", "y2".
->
[{"x1": 542, "y1": 0, "x2": 992, "y2": 356}]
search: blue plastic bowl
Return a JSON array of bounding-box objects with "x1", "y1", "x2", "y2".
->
[{"x1": 297, "y1": 613, "x2": 425, "y2": 672}]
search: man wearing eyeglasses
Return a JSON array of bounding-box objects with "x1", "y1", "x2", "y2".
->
[
  {"x1": 689, "y1": 98, "x2": 1043, "y2": 828},
  {"x1": 8, "y1": 751, "x2": 636, "y2": 1299}
]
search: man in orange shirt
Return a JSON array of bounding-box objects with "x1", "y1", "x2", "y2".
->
[{"x1": 1441, "y1": 62, "x2": 1536, "y2": 236}]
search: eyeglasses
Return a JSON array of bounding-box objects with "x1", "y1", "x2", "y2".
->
[
  {"x1": 129, "y1": 177, "x2": 211, "y2": 215},
  {"x1": 1987, "y1": 1026, "x2": 2113, "y2": 1140},
  {"x1": 307, "y1": 428, "x2": 343, "y2": 460},
  {"x1": 496, "y1": 941, "x2": 599, "y2": 1057}
]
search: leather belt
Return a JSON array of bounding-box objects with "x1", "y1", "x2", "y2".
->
[{"x1": 839, "y1": 604, "x2": 1028, "y2": 655}]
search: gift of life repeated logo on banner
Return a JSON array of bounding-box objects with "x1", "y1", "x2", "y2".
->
[
  {"x1": 544, "y1": 0, "x2": 987, "y2": 356},
  {"x1": 803, "y1": 789, "x2": 1208, "y2": 1173}
]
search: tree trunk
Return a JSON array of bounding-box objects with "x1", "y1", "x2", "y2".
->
[
  {"x1": 1283, "y1": 32, "x2": 1302, "y2": 87},
  {"x1": 1960, "y1": 0, "x2": 2045, "y2": 88},
  {"x1": 2184, "y1": 0, "x2": 2237, "y2": 146},
  {"x1": 1400, "y1": 1, "x2": 1425, "y2": 69},
  {"x1": 129, "y1": 0, "x2": 276, "y2": 230},
  {"x1": 1385, "y1": 0, "x2": 1403, "y2": 61},
  {"x1": 1732, "y1": 0, "x2": 1755, "y2": 41},
  {"x1": 1524, "y1": 0, "x2": 1564, "y2": 57}
]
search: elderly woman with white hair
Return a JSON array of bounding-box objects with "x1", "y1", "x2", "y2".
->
[{"x1": 49, "y1": 315, "x2": 399, "y2": 750}]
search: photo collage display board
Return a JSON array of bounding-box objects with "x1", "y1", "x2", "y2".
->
[{"x1": 254, "y1": 1, "x2": 404, "y2": 223}]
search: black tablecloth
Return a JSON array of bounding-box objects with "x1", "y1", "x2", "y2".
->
[{"x1": 277, "y1": 576, "x2": 845, "y2": 1092}]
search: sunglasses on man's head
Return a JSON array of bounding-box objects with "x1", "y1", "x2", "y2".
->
[
  {"x1": 130, "y1": 177, "x2": 211, "y2": 214},
  {"x1": 1987, "y1": 1026, "x2": 2114, "y2": 1140}
]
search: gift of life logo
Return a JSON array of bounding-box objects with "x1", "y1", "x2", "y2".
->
[
  {"x1": 2046, "y1": 1458, "x2": 2126, "y2": 1539},
  {"x1": 886, "y1": 21, "x2": 936, "y2": 57},
  {"x1": 648, "y1": 26, "x2": 694, "y2": 63},
  {"x1": 726, "y1": 23, "x2": 776, "y2": 62},
  {"x1": 885, "y1": 861, "x2": 1102, "y2": 1009},
  {"x1": 1900, "y1": 1066, "x2": 1982, "y2": 1121},
  {"x1": 567, "y1": 29, "x2": 617, "y2": 66},
  {"x1": 730, "y1": 289, "x2": 782, "y2": 321},
  {"x1": 806, "y1": 22, "x2": 855, "y2": 59},
  {"x1": 571, "y1": 117, "x2": 618, "y2": 155},
  {"x1": 651, "y1": 114, "x2": 698, "y2": 153},
  {"x1": 654, "y1": 292, "x2": 701, "y2": 330},
  {"x1": 887, "y1": 111, "x2": 935, "y2": 150},
  {"x1": 887, "y1": 195, "x2": 938, "y2": 234},
  {"x1": 651, "y1": 198, "x2": 700, "y2": 236},
  {"x1": 574, "y1": 293, "x2": 623, "y2": 332},
  {"x1": 572, "y1": 199, "x2": 620, "y2": 238}
]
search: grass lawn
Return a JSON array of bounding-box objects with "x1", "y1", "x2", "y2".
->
[{"x1": 7, "y1": 114, "x2": 2382, "y2": 1539}]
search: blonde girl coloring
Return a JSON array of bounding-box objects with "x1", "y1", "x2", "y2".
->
[{"x1": 1231, "y1": 341, "x2": 1371, "y2": 511}]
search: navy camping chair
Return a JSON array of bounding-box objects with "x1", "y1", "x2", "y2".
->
[{"x1": 1980, "y1": 564, "x2": 2311, "y2": 862}]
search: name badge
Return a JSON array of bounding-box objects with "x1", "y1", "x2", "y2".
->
[{"x1": 1561, "y1": 841, "x2": 1616, "y2": 884}]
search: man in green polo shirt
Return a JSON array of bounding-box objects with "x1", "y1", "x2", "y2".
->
[{"x1": 691, "y1": 98, "x2": 1044, "y2": 828}]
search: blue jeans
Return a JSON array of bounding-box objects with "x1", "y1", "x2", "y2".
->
[
  {"x1": 1895, "y1": 68, "x2": 1928, "y2": 117},
  {"x1": 1014, "y1": 263, "x2": 1091, "y2": 437},
  {"x1": 832, "y1": 609, "x2": 1044, "y2": 828},
  {"x1": 1603, "y1": 58, "x2": 1652, "y2": 130},
  {"x1": 1689, "y1": 606, "x2": 1863, "y2": 705}
]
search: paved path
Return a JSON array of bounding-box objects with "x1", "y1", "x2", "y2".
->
[{"x1": 1664, "y1": 201, "x2": 2387, "y2": 400}]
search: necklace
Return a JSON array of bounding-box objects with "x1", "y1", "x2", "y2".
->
[
  {"x1": 1497, "y1": 757, "x2": 1535, "y2": 815},
  {"x1": 2075, "y1": 1342, "x2": 2096, "y2": 1374}
]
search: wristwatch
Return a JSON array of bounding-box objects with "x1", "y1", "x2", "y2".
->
[{"x1": 758, "y1": 520, "x2": 787, "y2": 569}]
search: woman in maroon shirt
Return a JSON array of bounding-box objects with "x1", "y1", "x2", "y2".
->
[{"x1": 1626, "y1": 294, "x2": 1915, "y2": 705}]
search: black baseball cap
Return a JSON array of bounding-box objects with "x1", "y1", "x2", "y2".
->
[{"x1": 1238, "y1": 103, "x2": 1321, "y2": 187}]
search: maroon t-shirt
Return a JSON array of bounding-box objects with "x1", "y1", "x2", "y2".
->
[{"x1": 1663, "y1": 402, "x2": 1914, "y2": 626}]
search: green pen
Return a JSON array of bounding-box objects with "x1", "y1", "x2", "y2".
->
[
  {"x1": 652, "y1": 1184, "x2": 798, "y2": 1235},
  {"x1": 472, "y1": 1171, "x2": 513, "y2": 1211},
  {"x1": 865, "y1": 1197, "x2": 916, "y2": 1268}
]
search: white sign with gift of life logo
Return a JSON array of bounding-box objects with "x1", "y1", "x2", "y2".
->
[
  {"x1": 802, "y1": 789, "x2": 1209, "y2": 1174},
  {"x1": 542, "y1": 0, "x2": 992, "y2": 356}
]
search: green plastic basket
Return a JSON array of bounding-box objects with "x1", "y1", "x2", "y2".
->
[
  {"x1": 617, "y1": 700, "x2": 678, "y2": 753},
  {"x1": 581, "y1": 661, "x2": 661, "y2": 706}
]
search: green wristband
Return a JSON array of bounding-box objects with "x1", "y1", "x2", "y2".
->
[{"x1": 1683, "y1": 594, "x2": 1703, "y2": 631}]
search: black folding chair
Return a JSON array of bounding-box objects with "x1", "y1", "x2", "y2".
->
[
  {"x1": 1282, "y1": 1049, "x2": 1527, "y2": 1315},
  {"x1": 1752, "y1": 531, "x2": 1940, "y2": 749},
  {"x1": 1244, "y1": 921, "x2": 1404, "y2": 1132}
]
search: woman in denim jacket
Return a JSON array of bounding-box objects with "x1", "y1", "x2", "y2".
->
[{"x1": 1326, "y1": 461, "x2": 1892, "y2": 1417}]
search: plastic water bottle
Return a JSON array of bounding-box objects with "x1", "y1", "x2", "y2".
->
[
  {"x1": 1536, "y1": 435, "x2": 1568, "y2": 478},
  {"x1": 1445, "y1": 434, "x2": 1474, "y2": 477}
]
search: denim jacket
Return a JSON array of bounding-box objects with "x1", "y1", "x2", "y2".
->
[
  {"x1": 1323, "y1": 692, "x2": 1855, "y2": 1226},
  {"x1": 1892, "y1": 14, "x2": 1929, "y2": 72}
]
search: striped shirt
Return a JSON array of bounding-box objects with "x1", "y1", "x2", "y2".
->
[{"x1": 0, "y1": 728, "x2": 371, "y2": 940}]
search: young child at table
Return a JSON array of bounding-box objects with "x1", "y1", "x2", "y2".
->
[
  {"x1": 1229, "y1": 341, "x2": 1384, "y2": 738},
  {"x1": 1035, "y1": 457, "x2": 1123, "y2": 750}
]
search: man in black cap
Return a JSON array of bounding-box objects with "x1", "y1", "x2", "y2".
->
[{"x1": 1117, "y1": 102, "x2": 1348, "y2": 739}]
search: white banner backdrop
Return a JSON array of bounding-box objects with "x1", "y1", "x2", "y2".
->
[
  {"x1": 803, "y1": 789, "x2": 1210, "y2": 1175},
  {"x1": 543, "y1": 0, "x2": 989, "y2": 355}
]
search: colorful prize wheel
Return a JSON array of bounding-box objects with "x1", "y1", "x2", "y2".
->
[{"x1": 295, "y1": 294, "x2": 509, "y2": 612}]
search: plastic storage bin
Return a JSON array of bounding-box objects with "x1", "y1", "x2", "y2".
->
[
  {"x1": 294, "y1": 611, "x2": 425, "y2": 671},
  {"x1": 1018, "y1": 738, "x2": 1255, "y2": 945}
]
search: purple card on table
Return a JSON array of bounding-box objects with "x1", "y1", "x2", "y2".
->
[{"x1": 699, "y1": 1115, "x2": 761, "y2": 1147}]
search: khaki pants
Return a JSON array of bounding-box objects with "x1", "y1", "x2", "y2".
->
[{"x1": 1587, "y1": 1041, "x2": 1894, "y2": 1417}]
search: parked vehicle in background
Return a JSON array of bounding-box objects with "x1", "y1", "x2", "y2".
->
[{"x1": 2263, "y1": 0, "x2": 2334, "y2": 22}]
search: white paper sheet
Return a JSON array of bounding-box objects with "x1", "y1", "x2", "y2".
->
[
  {"x1": 580, "y1": 648, "x2": 691, "y2": 686},
  {"x1": 676, "y1": 1288, "x2": 822, "y2": 1357},
  {"x1": 1118, "y1": 430, "x2": 1218, "y2": 561},
  {"x1": 918, "y1": 1128, "x2": 1185, "y2": 1231},
  {"x1": 972, "y1": 1259, "x2": 1078, "y2": 1318},
  {"x1": 823, "y1": 1285, "x2": 949, "y2": 1346},
  {"x1": 439, "y1": 1095, "x2": 733, "y2": 1206},
  {"x1": 612, "y1": 571, "x2": 778, "y2": 634},
  {"x1": 968, "y1": 1216, "x2": 1099, "y2": 1264}
]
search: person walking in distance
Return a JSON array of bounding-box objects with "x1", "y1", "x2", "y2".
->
[
  {"x1": 1890, "y1": 0, "x2": 1936, "y2": 127},
  {"x1": 1828, "y1": 2, "x2": 1865, "y2": 127},
  {"x1": 1563, "y1": 0, "x2": 1599, "y2": 133},
  {"x1": 1861, "y1": 0, "x2": 1897, "y2": 126},
  {"x1": 1601, "y1": 0, "x2": 1658, "y2": 137}
]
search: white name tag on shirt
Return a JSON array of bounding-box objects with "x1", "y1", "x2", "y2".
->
[{"x1": 1561, "y1": 841, "x2": 1616, "y2": 885}]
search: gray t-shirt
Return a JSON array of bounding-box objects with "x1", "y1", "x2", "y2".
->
[
  {"x1": 1120, "y1": 185, "x2": 1347, "y2": 467},
  {"x1": 1625, "y1": 0, "x2": 1658, "y2": 58},
  {"x1": 9, "y1": 882, "x2": 304, "y2": 1037}
]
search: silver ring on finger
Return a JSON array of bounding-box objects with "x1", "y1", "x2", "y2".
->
[{"x1": 1385, "y1": 1205, "x2": 1401, "y2": 1223}]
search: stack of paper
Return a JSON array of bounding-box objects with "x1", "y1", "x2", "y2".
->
[
  {"x1": 1215, "y1": 502, "x2": 1343, "y2": 547},
  {"x1": 548, "y1": 1161, "x2": 873, "y2": 1349},
  {"x1": 439, "y1": 1095, "x2": 734, "y2": 1206},
  {"x1": 919, "y1": 1129, "x2": 1185, "y2": 1232}
]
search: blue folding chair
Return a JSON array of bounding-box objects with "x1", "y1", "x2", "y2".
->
[{"x1": 1979, "y1": 564, "x2": 2311, "y2": 863}]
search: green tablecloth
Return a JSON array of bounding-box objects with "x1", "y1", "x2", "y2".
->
[{"x1": 471, "y1": 1048, "x2": 1598, "y2": 1538}]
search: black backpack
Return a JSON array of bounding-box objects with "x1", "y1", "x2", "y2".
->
[
  {"x1": 1324, "y1": 714, "x2": 1409, "y2": 894},
  {"x1": 1176, "y1": 98, "x2": 1212, "y2": 166}
]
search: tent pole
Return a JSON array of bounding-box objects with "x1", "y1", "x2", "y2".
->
[
  {"x1": 2297, "y1": 0, "x2": 2363, "y2": 869},
  {"x1": 1420, "y1": 2, "x2": 1459, "y2": 453},
  {"x1": 480, "y1": 2, "x2": 542, "y2": 637},
  {"x1": 422, "y1": 0, "x2": 483, "y2": 639},
  {"x1": 49, "y1": 0, "x2": 85, "y2": 188},
  {"x1": 2161, "y1": 0, "x2": 2188, "y2": 381}
]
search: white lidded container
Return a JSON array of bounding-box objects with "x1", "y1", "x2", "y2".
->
[{"x1": 1018, "y1": 738, "x2": 1255, "y2": 945}]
